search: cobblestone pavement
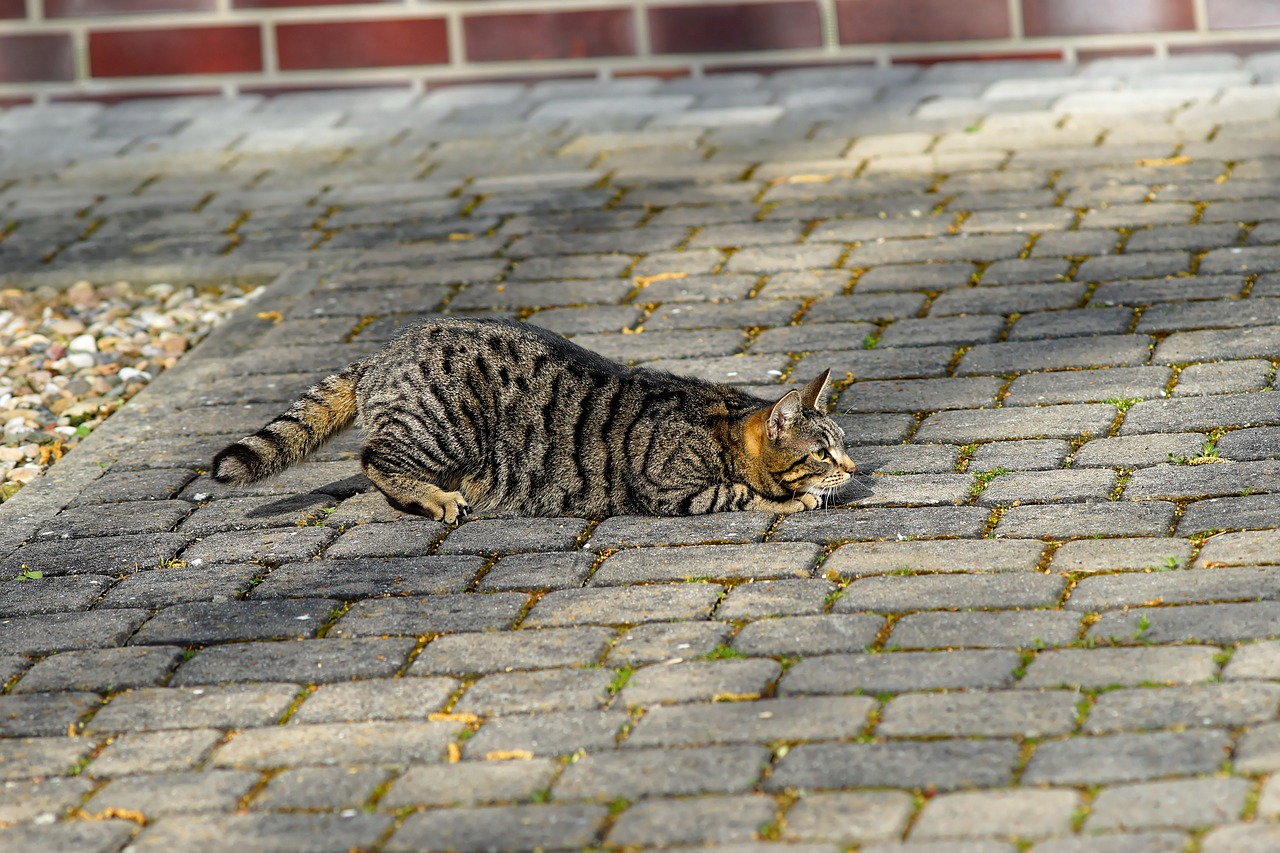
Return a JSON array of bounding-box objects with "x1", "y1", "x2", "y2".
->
[{"x1": 2, "y1": 55, "x2": 1280, "y2": 852}]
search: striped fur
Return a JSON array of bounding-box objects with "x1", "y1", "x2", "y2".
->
[{"x1": 211, "y1": 318, "x2": 856, "y2": 519}]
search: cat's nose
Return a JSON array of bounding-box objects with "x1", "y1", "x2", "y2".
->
[{"x1": 835, "y1": 449, "x2": 856, "y2": 473}]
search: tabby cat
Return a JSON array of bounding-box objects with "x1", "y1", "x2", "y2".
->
[{"x1": 212, "y1": 317, "x2": 858, "y2": 519}]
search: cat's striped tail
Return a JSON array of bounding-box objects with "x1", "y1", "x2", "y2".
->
[{"x1": 211, "y1": 370, "x2": 359, "y2": 485}]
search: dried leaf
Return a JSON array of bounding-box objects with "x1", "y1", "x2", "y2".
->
[
  {"x1": 1135, "y1": 155, "x2": 1192, "y2": 168},
  {"x1": 448, "y1": 233, "x2": 476, "y2": 241},
  {"x1": 77, "y1": 807, "x2": 146, "y2": 825},
  {"x1": 447, "y1": 742, "x2": 461, "y2": 764},
  {"x1": 256, "y1": 311, "x2": 284, "y2": 324},
  {"x1": 484, "y1": 749, "x2": 534, "y2": 761},
  {"x1": 428, "y1": 712, "x2": 481, "y2": 724},
  {"x1": 633, "y1": 272, "x2": 687, "y2": 287}
]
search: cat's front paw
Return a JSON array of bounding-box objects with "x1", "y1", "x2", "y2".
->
[{"x1": 797, "y1": 492, "x2": 820, "y2": 510}]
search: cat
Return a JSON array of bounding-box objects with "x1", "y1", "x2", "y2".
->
[{"x1": 212, "y1": 317, "x2": 858, "y2": 519}]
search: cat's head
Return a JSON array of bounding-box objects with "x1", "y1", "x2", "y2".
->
[{"x1": 745, "y1": 369, "x2": 857, "y2": 501}]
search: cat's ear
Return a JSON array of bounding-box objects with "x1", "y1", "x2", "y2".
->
[
  {"x1": 800, "y1": 369, "x2": 831, "y2": 410},
  {"x1": 767, "y1": 389, "x2": 804, "y2": 441}
]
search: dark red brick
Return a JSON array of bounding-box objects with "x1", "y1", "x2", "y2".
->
[
  {"x1": 45, "y1": 0, "x2": 214, "y2": 17},
  {"x1": 1022, "y1": 0, "x2": 1195, "y2": 37},
  {"x1": 892, "y1": 50, "x2": 1064, "y2": 66},
  {"x1": 837, "y1": 0, "x2": 1010, "y2": 43},
  {"x1": 89, "y1": 26, "x2": 262, "y2": 76},
  {"x1": 1075, "y1": 45, "x2": 1159, "y2": 62},
  {"x1": 1170, "y1": 39, "x2": 1280, "y2": 55},
  {"x1": 0, "y1": 33, "x2": 75, "y2": 83},
  {"x1": 276, "y1": 18, "x2": 448, "y2": 70},
  {"x1": 0, "y1": 0, "x2": 27, "y2": 19},
  {"x1": 649, "y1": 2, "x2": 821, "y2": 54},
  {"x1": 1206, "y1": 0, "x2": 1280, "y2": 30},
  {"x1": 53, "y1": 86, "x2": 221, "y2": 104},
  {"x1": 464, "y1": 10, "x2": 634, "y2": 62}
]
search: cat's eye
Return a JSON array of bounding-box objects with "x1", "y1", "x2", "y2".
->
[{"x1": 811, "y1": 449, "x2": 829, "y2": 462}]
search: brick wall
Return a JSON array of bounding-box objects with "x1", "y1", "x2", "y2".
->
[{"x1": 1, "y1": 0, "x2": 1279, "y2": 102}]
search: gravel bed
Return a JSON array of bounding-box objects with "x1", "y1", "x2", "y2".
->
[{"x1": 0, "y1": 280, "x2": 260, "y2": 501}]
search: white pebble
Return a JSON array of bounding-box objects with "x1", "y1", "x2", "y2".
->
[{"x1": 67, "y1": 334, "x2": 98, "y2": 353}]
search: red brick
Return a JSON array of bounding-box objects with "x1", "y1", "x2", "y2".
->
[
  {"x1": 45, "y1": 0, "x2": 214, "y2": 17},
  {"x1": 240, "y1": 80, "x2": 411, "y2": 97},
  {"x1": 89, "y1": 26, "x2": 262, "y2": 77},
  {"x1": 0, "y1": 33, "x2": 76, "y2": 83},
  {"x1": 649, "y1": 2, "x2": 821, "y2": 54},
  {"x1": 1075, "y1": 46, "x2": 1159, "y2": 62},
  {"x1": 0, "y1": 0, "x2": 26, "y2": 19},
  {"x1": 276, "y1": 18, "x2": 448, "y2": 70},
  {"x1": 464, "y1": 10, "x2": 634, "y2": 62},
  {"x1": 1170, "y1": 39, "x2": 1280, "y2": 55},
  {"x1": 837, "y1": 0, "x2": 1010, "y2": 43},
  {"x1": 0, "y1": 97, "x2": 35, "y2": 108},
  {"x1": 54, "y1": 87, "x2": 223, "y2": 104},
  {"x1": 1022, "y1": 0, "x2": 1195, "y2": 37},
  {"x1": 1206, "y1": 0, "x2": 1280, "y2": 30}
]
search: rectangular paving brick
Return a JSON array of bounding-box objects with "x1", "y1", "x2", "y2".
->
[
  {"x1": 915, "y1": 404, "x2": 1117, "y2": 443},
  {"x1": 408, "y1": 627, "x2": 614, "y2": 675},
  {"x1": 87, "y1": 684, "x2": 299, "y2": 734},
  {"x1": 252, "y1": 556, "x2": 483, "y2": 599},
  {"x1": 553, "y1": 744, "x2": 768, "y2": 799},
  {"x1": 824, "y1": 540, "x2": 1045, "y2": 576},
  {"x1": 169, "y1": 638, "x2": 416, "y2": 686},
  {"x1": 4, "y1": 533, "x2": 191, "y2": 577},
  {"x1": 767, "y1": 739, "x2": 1021, "y2": 792},
  {"x1": 995, "y1": 501, "x2": 1178, "y2": 538},
  {"x1": 455, "y1": 668, "x2": 614, "y2": 716},
  {"x1": 130, "y1": 599, "x2": 340, "y2": 647},
  {"x1": 779, "y1": 649, "x2": 1022, "y2": 695},
  {"x1": 379, "y1": 760, "x2": 559, "y2": 809},
  {"x1": 590, "y1": 543, "x2": 820, "y2": 585},
  {"x1": 838, "y1": 573, "x2": 1065, "y2": 613},
  {"x1": 773, "y1": 506, "x2": 989, "y2": 543},
  {"x1": 1178, "y1": 494, "x2": 1280, "y2": 535},
  {"x1": 878, "y1": 690, "x2": 1078, "y2": 738},
  {"x1": 1021, "y1": 730, "x2": 1231, "y2": 786},
  {"x1": 625, "y1": 696, "x2": 874, "y2": 747},
  {"x1": 1003, "y1": 367, "x2": 1171, "y2": 406},
  {"x1": 0, "y1": 610, "x2": 149, "y2": 656},
  {"x1": 585, "y1": 513, "x2": 773, "y2": 549},
  {"x1": 931, "y1": 282, "x2": 1086, "y2": 316},
  {"x1": 888, "y1": 610, "x2": 1081, "y2": 650},
  {"x1": 1155, "y1": 324, "x2": 1280, "y2": 363},
  {"x1": 840, "y1": 377, "x2": 1004, "y2": 413},
  {"x1": 1050, "y1": 538, "x2": 1193, "y2": 573},
  {"x1": 1085, "y1": 683, "x2": 1280, "y2": 734},
  {"x1": 522, "y1": 584, "x2": 723, "y2": 627},
  {"x1": 955, "y1": 335, "x2": 1153, "y2": 375},
  {"x1": 1089, "y1": 601, "x2": 1280, "y2": 645},
  {"x1": 618, "y1": 658, "x2": 781, "y2": 706},
  {"x1": 387, "y1": 804, "x2": 606, "y2": 853},
  {"x1": 212, "y1": 721, "x2": 459, "y2": 769}
]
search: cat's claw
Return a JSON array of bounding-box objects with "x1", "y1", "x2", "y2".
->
[{"x1": 438, "y1": 493, "x2": 469, "y2": 524}]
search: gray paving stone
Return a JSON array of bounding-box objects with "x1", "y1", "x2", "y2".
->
[
  {"x1": 1050, "y1": 538, "x2": 1192, "y2": 573},
  {"x1": 379, "y1": 759, "x2": 559, "y2": 809},
  {"x1": 877, "y1": 315, "x2": 1005, "y2": 348},
  {"x1": 95, "y1": 563, "x2": 260, "y2": 609},
  {"x1": 328, "y1": 592, "x2": 528, "y2": 637},
  {"x1": 838, "y1": 573, "x2": 1065, "y2": 613},
  {"x1": 1179, "y1": 494, "x2": 1280, "y2": 535},
  {"x1": 252, "y1": 765, "x2": 391, "y2": 811},
  {"x1": 731, "y1": 613, "x2": 883, "y2": 656},
  {"x1": 0, "y1": 691, "x2": 100, "y2": 737},
  {"x1": 178, "y1": 494, "x2": 333, "y2": 535},
  {"x1": 1088, "y1": 601, "x2": 1280, "y2": 645},
  {"x1": 288, "y1": 677, "x2": 458, "y2": 724},
  {"x1": 773, "y1": 506, "x2": 989, "y2": 543},
  {"x1": 212, "y1": 720, "x2": 458, "y2": 769},
  {"x1": 0, "y1": 574, "x2": 113, "y2": 617},
  {"x1": 127, "y1": 812, "x2": 393, "y2": 853},
  {"x1": 1018, "y1": 646, "x2": 1220, "y2": 689},
  {"x1": 437, "y1": 517, "x2": 590, "y2": 554},
  {"x1": 1021, "y1": 729, "x2": 1231, "y2": 785},
  {"x1": 0, "y1": 610, "x2": 149, "y2": 656},
  {"x1": 915, "y1": 404, "x2": 1117, "y2": 443},
  {"x1": 463, "y1": 709, "x2": 627, "y2": 758},
  {"x1": 1003, "y1": 367, "x2": 1171, "y2": 406},
  {"x1": 1216, "y1": 425, "x2": 1280, "y2": 460},
  {"x1": 780, "y1": 649, "x2": 1021, "y2": 695},
  {"x1": 252, "y1": 555, "x2": 482, "y2": 599},
  {"x1": 87, "y1": 683, "x2": 298, "y2": 733},
  {"x1": 783, "y1": 790, "x2": 914, "y2": 844},
  {"x1": 956, "y1": 336, "x2": 1153, "y2": 376},
  {"x1": 522, "y1": 584, "x2": 722, "y2": 627},
  {"x1": 854, "y1": 443, "x2": 961, "y2": 474},
  {"x1": 1200, "y1": 824, "x2": 1280, "y2": 853},
  {"x1": 824, "y1": 540, "x2": 1045, "y2": 576},
  {"x1": 554, "y1": 744, "x2": 768, "y2": 799},
  {"x1": 409, "y1": 627, "x2": 613, "y2": 675},
  {"x1": 0, "y1": 819, "x2": 138, "y2": 852},
  {"x1": 1006, "y1": 307, "x2": 1135, "y2": 340},
  {"x1": 1067, "y1": 566, "x2": 1280, "y2": 611},
  {"x1": 1125, "y1": 460, "x2": 1280, "y2": 499},
  {"x1": 590, "y1": 543, "x2": 820, "y2": 585},
  {"x1": 606, "y1": 794, "x2": 778, "y2": 848},
  {"x1": 1071, "y1": 432, "x2": 1207, "y2": 468},
  {"x1": 995, "y1": 501, "x2": 1177, "y2": 538},
  {"x1": 768, "y1": 739, "x2": 1020, "y2": 792},
  {"x1": 87, "y1": 728, "x2": 224, "y2": 776},
  {"x1": 1155, "y1": 325, "x2": 1280, "y2": 363},
  {"x1": 1225, "y1": 639, "x2": 1280, "y2": 680},
  {"x1": 1085, "y1": 682, "x2": 1280, "y2": 733},
  {"x1": 911, "y1": 789, "x2": 1079, "y2": 841},
  {"x1": 130, "y1": 598, "x2": 339, "y2": 646},
  {"x1": 716, "y1": 579, "x2": 836, "y2": 619},
  {"x1": 476, "y1": 552, "x2": 596, "y2": 591},
  {"x1": 585, "y1": 513, "x2": 773, "y2": 549},
  {"x1": 455, "y1": 668, "x2": 613, "y2": 716},
  {"x1": 3, "y1": 533, "x2": 190, "y2": 577},
  {"x1": 625, "y1": 695, "x2": 873, "y2": 747},
  {"x1": 970, "y1": 439, "x2": 1072, "y2": 472},
  {"x1": 840, "y1": 377, "x2": 1003, "y2": 413},
  {"x1": 618, "y1": 658, "x2": 781, "y2": 706},
  {"x1": 171, "y1": 637, "x2": 415, "y2": 685},
  {"x1": 0, "y1": 735, "x2": 96, "y2": 782},
  {"x1": 0, "y1": 775, "x2": 97, "y2": 825},
  {"x1": 888, "y1": 610, "x2": 1080, "y2": 650},
  {"x1": 35, "y1": 500, "x2": 194, "y2": 540},
  {"x1": 12, "y1": 646, "x2": 182, "y2": 694},
  {"x1": 320, "y1": 517, "x2": 446, "y2": 559},
  {"x1": 83, "y1": 769, "x2": 260, "y2": 818},
  {"x1": 179, "y1": 526, "x2": 337, "y2": 565},
  {"x1": 978, "y1": 468, "x2": 1116, "y2": 506},
  {"x1": 606, "y1": 621, "x2": 733, "y2": 665},
  {"x1": 879, "y1": 690, "x2": 1077, "y2": 738},
  {"x1": 1196, "y1": 529, "x2": 1280, "y2": 567},
  {"x1": 386, "y1": 803, "x2": 606, "y2": 853},
  {"x1": 1092, "y1": 275, "x2": 1244, "y2": 307}
]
